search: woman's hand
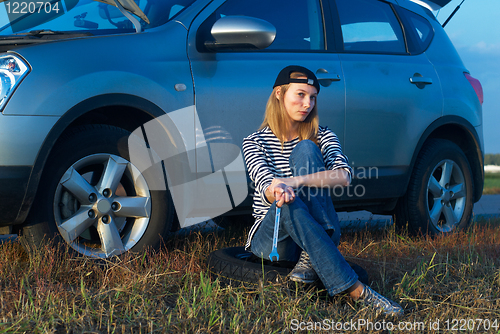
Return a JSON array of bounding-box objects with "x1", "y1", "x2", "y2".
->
[{"x1": 266, "y1": 178, "x2": 296, "y2": 207}]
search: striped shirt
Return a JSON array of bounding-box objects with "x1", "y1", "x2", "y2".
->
[{"x1": 242, "y1": 126, "x2": 353, "y2": 250}]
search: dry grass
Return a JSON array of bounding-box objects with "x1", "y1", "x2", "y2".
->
[{"x1": 1, "y1": 219, "x2": 499, "y2": 333}]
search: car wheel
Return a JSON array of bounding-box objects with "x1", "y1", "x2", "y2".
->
[
  {"x1": 207, "y1": 246, "x2": 369, "y2": 288},
  {"x1": 22, "y1": 124, "x2": 173, "y2": 258},
  {"x1": 394, "y1": 139, "x2": 474, "y2": 235}
]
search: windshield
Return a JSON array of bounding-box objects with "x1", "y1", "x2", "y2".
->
[{"x1": 0, "y1": 0, "x2": 195, "y2": 35}]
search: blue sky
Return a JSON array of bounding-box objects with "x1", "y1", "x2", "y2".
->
[{"x1": 435, "y1": 0, "x2": 500, "y2": 154}]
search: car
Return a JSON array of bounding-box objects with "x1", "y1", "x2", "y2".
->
[{"x1": 0, "y1": 0, "x2": 484, "y2": 258}]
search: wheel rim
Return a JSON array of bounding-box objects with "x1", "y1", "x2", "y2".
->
[
  {"x1": 426, "y1": 159, "x2": 466, "y2": 232},
  {"x1": 54, "y1": 154, "x2": 152, "y2": 258}
]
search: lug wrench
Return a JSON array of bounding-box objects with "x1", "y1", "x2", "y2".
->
[{"x1": 269, "y1": 205, "x2": 281, "y2": 261}]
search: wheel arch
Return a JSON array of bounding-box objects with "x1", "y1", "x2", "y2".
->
[
  {"x1": 408, "y1": 116, "x2": 484, "y2": 203},
  {"x1": 16, "y1": 94, "x2": 169, "y2": 225}
]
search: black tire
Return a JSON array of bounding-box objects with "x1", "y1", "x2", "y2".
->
[
  {"x1": 394, "y1": 139, "x2": 474, "y2": 235},
  {"x1": 207, "y1": 246, "x2": 369, "y2": 288},
  {"x1": 22, "y1": 124, "x2": 174, "y2": 258},
  {"x1": 212, "y1": 214, "x2": 255, "y2": 230}
]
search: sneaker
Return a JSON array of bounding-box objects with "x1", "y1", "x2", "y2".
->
[
  {"x1": 357, "y1": 285, "x2": 404, "y2": 317},
  {"x1": 289, "y1": 251, "x2": 318, "y2": 283}
]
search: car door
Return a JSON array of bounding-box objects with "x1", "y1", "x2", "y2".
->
[
  {"x1": 330, "y1": 0, "x2": 443, "y2": 200},
  {"x1": 187, "y1": 0, "x2": 347, "y2": 207}
]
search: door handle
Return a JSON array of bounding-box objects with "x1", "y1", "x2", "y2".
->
[
  {"x1": 316, "y1": 73, "x2": 341, "y2": 81},
  {"x1": 410, "y1": 76, "x2": 433, "y2": 85}
]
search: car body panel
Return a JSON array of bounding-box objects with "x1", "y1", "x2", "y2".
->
[
  {"x1": 341, "y1": 52, "x2": 443, "y2": 168},
  {"x1": 424, "y1": 20, "x2": 482, "y2": 128},
  {"x1": 0, "y1": 114, "x2": 59, "y2": 165},
  {"x1": 0, "y1": 166, "x2": 32, "y2": 224},
  {"x1": 338, "y1": 52, "x2": 443, "y2": 202}
]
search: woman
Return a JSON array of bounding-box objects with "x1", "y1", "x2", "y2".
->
[{"x1": 242, "y1": 65, "x2": 403, "y2": 317}]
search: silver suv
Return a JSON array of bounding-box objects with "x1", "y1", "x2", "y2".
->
[{"x1": 0, "y1": 0, "x2": 484, "y2": 258}]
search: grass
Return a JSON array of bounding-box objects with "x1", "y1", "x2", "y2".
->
[
  {"x1": 1, "y1": 219, "x2": 500, "y2": 333},
  {"x1": 484, "y1": 172, "x2": 500, "y2": 195}
]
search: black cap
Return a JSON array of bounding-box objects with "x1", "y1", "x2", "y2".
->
[{"x1": 273, "y1": 65, "x2": 320, "y2": 94}]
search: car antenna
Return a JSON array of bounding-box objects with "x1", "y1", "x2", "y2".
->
[{"x1": 442, "y1": 0, "x2": 466, "y2": 28}]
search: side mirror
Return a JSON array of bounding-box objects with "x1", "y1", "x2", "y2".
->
[{"x1": 205, "y1": 16, "x2": 276, "y2": 51}]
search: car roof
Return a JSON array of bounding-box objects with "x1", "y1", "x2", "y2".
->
[{"x1": 407, "y1": 0, "x2": 453, "y2": 11}]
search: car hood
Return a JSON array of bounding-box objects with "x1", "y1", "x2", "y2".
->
[{"x1": 408, "y1": 0, "x2": 453, "y2": 11}]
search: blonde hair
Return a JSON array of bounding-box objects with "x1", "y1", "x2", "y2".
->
[{"x1": 259, "y1": 72, "x2": 319, "y2": 146}]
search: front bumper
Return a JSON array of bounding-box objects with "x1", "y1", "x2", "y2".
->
[
  {"x1": 0, "y1": 114, "x2": 58, "y2": 225},
  {"x1": 0, "y1": 166, "x2": 32, "y2": 225}
]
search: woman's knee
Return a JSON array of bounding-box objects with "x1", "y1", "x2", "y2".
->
[
  {"x1": 280, "y1": 198, "x2": 319, "y2": 229},
  {"x1": 280, "y1": 198, "x2": 305, "y2": 221},
  {"x1": 293, "y1": 139, "x2": 320, "y2": 155},
  {"x1": 289, "y1": 140, "x2": 324, "y2": 174},
  {"x1": 280, "y1": 199, "x2": 297, "y2": 215}
]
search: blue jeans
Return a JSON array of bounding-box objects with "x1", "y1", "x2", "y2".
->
[{"x1": 250, "y1": 140, "x2": 358, "y2": 295}]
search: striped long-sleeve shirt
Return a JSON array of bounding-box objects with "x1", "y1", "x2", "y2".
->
[{"x1": 242, "y1": 126, "x2": 353, "y2": 250}]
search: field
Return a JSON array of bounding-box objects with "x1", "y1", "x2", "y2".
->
[
  {"x1": 0, "y1": 219, "x2": 499, "y2": 333},
  {"x1": 484, "y1": 172, "x2": 500, "y2": 195}
]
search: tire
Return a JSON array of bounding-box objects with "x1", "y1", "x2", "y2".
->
[
  {"x1": 207, "y1": 246, "x2": 369, "y2": 288},
  {"x1": 394, "y1": 139, "x2": 474, "y2": 235},
  {"x1": 22, "y1": 124, "x2": 173, "y2": 258},
  {"x1": 212, "y1": 214, "x2": 255, "y2": 230}
]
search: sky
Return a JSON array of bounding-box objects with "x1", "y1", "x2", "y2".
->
[{"x1": 434, "y1": 0, "x2": 500, "y2": 154}]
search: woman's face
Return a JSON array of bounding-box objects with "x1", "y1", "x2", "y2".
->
[{"x1": 277, "y1": 80, "x2": 317, "y2": 125}]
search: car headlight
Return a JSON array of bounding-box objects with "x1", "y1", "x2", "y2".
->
[{"x1": 0, "y1": 53, "x2": 30, "y2": 112}]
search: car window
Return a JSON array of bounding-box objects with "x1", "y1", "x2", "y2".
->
[
  {"x1": 206, "y1": 0, "x2": 325, "y2": 51},
  {"x1": 335, "y1": 0, "x2": 406, "y2": 54},
  {"x1": 0, "y1": 0, "x2": 195, "y2": 35},
  {"x1": 400, "y1": 8, "x2": 434, "y2": 54}
]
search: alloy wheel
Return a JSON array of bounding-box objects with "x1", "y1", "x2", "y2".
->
[
  {"x1": 54, "y1": 153, "x2": 152, "y2": 258},
  {"x1": 426, "y1": 159, "x2": 466, "y2": 232}
]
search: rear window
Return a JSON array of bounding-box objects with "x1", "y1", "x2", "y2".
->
[
  {"x1": 335, "y1": 0, "x2": 407, "y2": 54},
  {"x1": 400, "y1": 8, "x2": 434, "y2": 54}
]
